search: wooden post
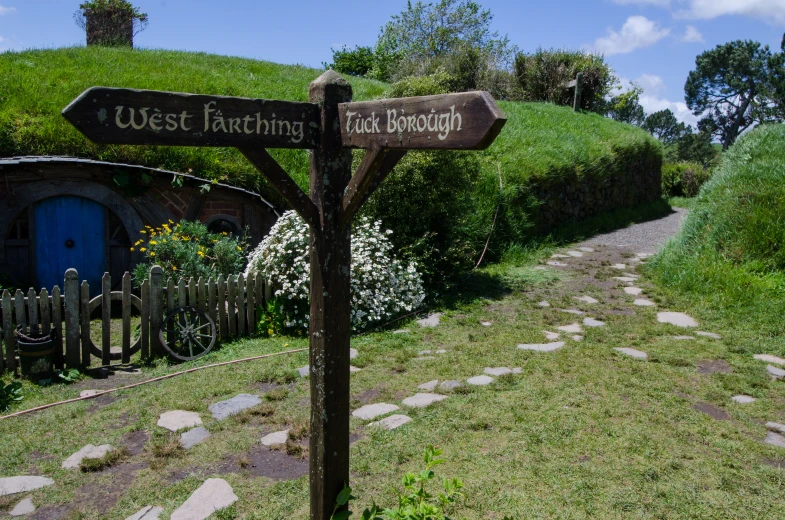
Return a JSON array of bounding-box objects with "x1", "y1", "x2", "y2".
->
[
  {"x1": 217, "y1": 275, "x2": 227, "y2": 341},
  {"x1": 14, "y1": 290, "x2": 26, "y2": 334},
  {"x1": 64, "y1": 269, "x2": 80, "y2": 368},
  {"x1": 149, "y1": 266, "x2": 164, "y2": 356},
  {"x1": 121, "y1": 272, "x2": 131, "y2": 364},
  {"x1": 307, "y1": 70, "x2": 354, "y2": 520},
  {"x1": 27, "y1": 288, "x2": 39, "y2": 336},
  {"x1": 51, "y1": 286, "x2": 64, "y2": 369},
  {"x1": 573, "y1": 72, "x2": 584, "y2": 111},
  {"x1": 2, "y1": 290, "x2": 14, "y2": 373},
  {"x1": 227, "y1": 275, "x2": 237, "y2": 338},
  {"x1": 178, "y1": 278, "x2": 187, "y2": 309},
  {"x1": 140, "y1": 279, "x2": 150, "y2": 359},
  {"x1": 102, "y1": 273, "x2": 111, "y2": 366},
  {"x1": 80, "y1": 281, "x2": 90, "y2": 366},
  {"x1": 246, "y1": 271, "x2": 256, "y2": 336},
  {"x1": 188, "y1": 276, "x2": 197, "y2": 310},
  {"x1": 39, "y1": 288, "x2": 51, "y2": 336},
  {"x1": 167, "y1": 278, "x2": 176, "y2": 346},
  {"x1": 237, "y1": 274, "x2": 246, "y2": 336},
  {"x1": 208, "y1": 277, "x2": 217, "y2": 331}
]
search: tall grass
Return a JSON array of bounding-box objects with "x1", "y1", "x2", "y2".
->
[{"x1": 650, "y1": 124, "x2": 785, "y2": 333}]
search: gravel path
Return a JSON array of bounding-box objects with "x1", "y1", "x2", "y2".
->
[{"x1": 579, "y1": 207, "x2": 688, "y2": 254}]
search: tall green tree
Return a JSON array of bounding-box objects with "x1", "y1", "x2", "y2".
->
[
  {"x1": 685, "y1": 40, "x2": 783, "y2": 150},
  {"x1": 643, "y1": 109, "x2": 690, "y2": 145},
  {"x1": 606, "y1": 84, "x2": 646, "y2": 126}
]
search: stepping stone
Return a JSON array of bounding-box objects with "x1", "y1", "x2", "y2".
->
[
  {"x1": 533, "y1": 266, "x2": 547, "y2": 271},
  {"x1": 171, "y1": 478, "x2": 238, "y2": 520},
  {"x1": 9, "y1": 498, "x2": 35, "y2": 517},
  {"x1": 350, "y1": 366, "x2": 362, "y2": 373},
  {"x1": 418, "y1": 380, "x2": 439, "y2": 391},
  {"x1": 349, "y1": 348, "x2": 359, "y2": 359},
  {"x1": 657, "y1": 312, "x2": 698, "y2": 327},
  {"x1": 634, "y1": 299, "x2": 655, "y2": 307},
  {"x1": 768, "y1": 365, "x2": 785, "y2": 380},
  {"x1": 612, "y1": 264, "x2": 627, "y2": 270},
  {"x1": 561, "y1": 309, "x2": 586, "y2": 315},
  {"x1": 624, "y1": 287, "x2": 643, "y2": 296},
  {"x1": 755, "y1": 354, "x2": 785, "y2": 366},
  {"x1": 435, "y1": 349, "x2": 447, "y2": 354},
  {"x1": 579, "y1": 247, "x2": 595, "y2": 253},
  {"x1": 765, "y1": 432, "x2": 785, "y2": 449},
  {"x1": 352, "y1": 403, "x2": 399, "y2": 420},
  {"x1": 439, "y1": 380, "x2": 462, "y2": 390},
  {"x1": 566, "y1": 251, "x2": 583, "y2": 257},
  {"x1": 615, "y1": 348, "x2": 648, "y2": 360},
  {"x1": 402, "y1": 393, "x2": 448, "y2": 408},
  {"x1": 636, "y1": 253, "x2": 651, "y2": 259},
  {"x1": 61, "y1": 444, "x2": 113, "y2": 470},
  {"x1": 80, "y1": 389, "x2": 100, "y2": 398},
  {"x1": 180, "y1": 427, "x2": 210, "y2": 449},
  {"x1": 209, "y1": 394, "x2": 262, "y2": 421},
  {"x1": 572, "y1": 335, "x2": 584, "y2": 342},
  {"x1": 260, "y1": 430, "x2": 289, "y2": 446},
  {"x1": 613, "y1": 277, "x2": 637, "y2": 283},
  {"x1": 480, "y1": 321, "x2": 493, "y2": 327},
  {"x1": 419, "y1": 350, "x2": 433, "y2": 355},
  {"x1": 575, "y1": 296, "x2": 599, "y2": 304},
  {"x1": 368, "y1": 414, "x2": 412, "y2": 431},
  {"x1": 558, "y1": 323, "x2": 583, "y2": 334},
  {"x1": 417, "y1": 313, "x2": 442, "y2": 328},
  {"x1": 297, "y1": 365, "x2": 310, "y2": 377},
  {"x1": 125, "y1": 505, "x2": 163, "y2": 520},
  {"x1": 392, "y1": 330, "x2": 410, "y2": 334},
  {"x1": 621, "y1": 273, "x2": 640, "y2": 278},
  {"x1": 697, "y1": 331, "x2": 722, "y2": 339},
  {"x1": 518, "y1": 341, "x2": 566, "y2": 352},
  {"x1": 538, "y1": 301, "x2": 551, "y2": 307},
  {"x1": 672, "y1": 336, "x2": 696, "y2": 340},
  {"x1": 158, "y1": 411, "x2": 202, "y2": 432},
  {"x1": 551, "y1": 254, "x2": 570, "y2": 259},
  {"x1": 0, "y1": 477, "x2": 54, "y2": 497},
  {"x1": 543, "y1": 331, "x2": 560, "y2": 340},
  {"x1": 767, "y1": 422, "x2": 785, "y2": 434},
  {"x1": 547, "y1": 261, "x2": 568, "y2": 267},
  {"x1": 484, "y1": 367, "x2": 513, "y2": 376},
  {"x1": 583, "y1": 318, "x2": 605, "y2": 327},
  {"x1": 732, "y1": 395, "x2": 756, "y2": 404},
  {"x1": 467, "y1": 375, "x2": 494, "y2": 386}
]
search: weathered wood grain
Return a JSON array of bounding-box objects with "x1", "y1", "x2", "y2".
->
[
  {"x1": 237, "y1": 274, "x2": 246, "y2": 336},
  {"x1": 64, "y1": 269, "x2": 80, "y2": 368},
  {"x1": 63, "y1": 87, "x2": 320, "y2": 149},
  {"x1": 51, "y1": 285, "x2": 63, "y2": 369},
  {"x1": 14, "y1": 290, "x2": 26, "y2": 334},
  {"x1": 149, "y1": 266, "x2": 164, "y2": 357},
  {"x1": 2, "y1": 290, "x2": 14, "y2": 373},
  {"x1": 227, "y1": 275, "x2": 237, "y2": 338},
  {"x1": 217, "y1": 275, "x2": 227, "y2": 341},
  {"x1": 122, "y1": 272, "x2": 131, "y2": 364},
  {"x1": 208, "y1": 277, "x2": 217, "y2": 331},
  {"x1": 39, "y1": 288, "x2": 51, "y2": 336},
  {"x1": 80, "y1": 281, "x2": 90, "y2": 366},
  {"x1": 339, "y1": 91, "x2": 506, "y2": 150},
  {"x1": 140, "y1": 279, "x2": 150, "y2": 359},
  {"x1": 27, "y1": 288, "x2": 39, "y2": 336},
  {"x1": 102, "y1": 273, "x2": 111, "y2": 366},
  {"x1": 246, "y1": 271, "x2": 256, "y2": 336}
]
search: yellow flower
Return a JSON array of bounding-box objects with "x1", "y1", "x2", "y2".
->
[
  {"x1": 168, "y1": 219, "x2": 174, "y2": 224},
  {"x1": 197, "y1": 251, "x2": 205, "y2": 258},
  {"x1": 221, "y1": 232, "x2": 228, "y2": 236},
  {"x1": 172, "y1": 266, "x2": 177, "y2": 271},
  {"x1": 129, "y1": 247, "x2": 135, "y2": 252},
  {"x1": 268, "y1": 329, "x2": 274, "y2": 335},
  {"x1": 150, "y1": 251, "x2": 156, "y2": 257},
  {"x1": 162, "y1": 239, "x2": 167, "y2": 243},
  {"x1": 140, "y1": 230, "x2": 146, "y2": 234},
  {"x1": 237, "y1": 246, "x2": 242, "y2": 251},
  {"x1": 140, "y1": 247, "x2": 147, "y2": 252},
  {"x1": 150, "y1": 240, "x2": 157, "y2": 245}
]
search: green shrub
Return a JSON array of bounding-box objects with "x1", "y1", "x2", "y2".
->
[
  {"x1": 661, "y1": 162, "x2": 711, "y2": 197},
  {"x1": 325, "y1": 46, "x2": 375, "y2": 77},
  {"x1": 650, "y1": 124, "x2": 785, "y2": 331},
  {"x1": 0, "y1": 380, "x2": 23, "y2": 412},
  {"x1": 514, "y1": 48, "x2": 616, "y2": 113},
  {"x1": 388, "y1": 69, "x2": 456, "y2": 98},
  {"x1": 132, "y1": 220, "x2": 248, "y2": 285}
]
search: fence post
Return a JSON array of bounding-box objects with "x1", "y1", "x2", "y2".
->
[
  {"x1": 39, "y1": 288, "x2": 51, "y2": 336},
  {"x1": 208, "y1": 277, "x2": 217, "y2": 331},
  {"x1": 246, "y1": 272, "x2": 256, "y2": 336},
  {"x1": 80, "y1": 281, "x2": 90, "y2": 366},
  {"x1": 217, "y1": 275, "x2": 227, "y2": 341},
  {"x1": 573, "y1": 72, "x2": 583, "y2": 111},
  {"x1": 150, "y1": 266, "x2": 164, "y2": 357},
  {"x1": 237, "y1": 274, "x2": 246, "y2": 336},
  {"x1": 141, "y1": 279, "x2": 150, "y2": 359},
  {"x1": 227, "y1": 275, "x2": 237, "y2": 338},
  {"x1": 102, "y1": 273, "x2": 111, "y2": 366},
  {"x1": 14, "y1": 290, "x2": 26, "y2": 334},
  {"x1": 51, "y1": 285, "x2": 63, "y2": 370},
  {"x1": 27, "y1": 288, "x2": 39, "y2": 336},
  {"x1": 1, "y1": 290, "x2": 13, "y2": 373},
  {"x1": 64, "y1": 269, "x2": 80, "y2": 369},
  {"x1": 188, "y1": 276, "x2": 197, "y2": 310},
  {"x1": 122, "y1": 272, "x2": 131, "y2": 364},
  {"x1": 178, "y1": 278, "x2": 187, "y2": 309},
  {"x1": 166, "y1": 278, "x2": 175, "y2": 346}
]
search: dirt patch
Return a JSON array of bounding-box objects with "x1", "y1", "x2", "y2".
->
[
  {"x1": 353, "y1": 388, "x2": 381, "y2": 405},
  {"x1": 166, "y1": 469, "x2": 191, "y2": 483},
  {"x1": 217, "y1": 444, "x2": 308, "y2": 480},
  {"x1": 254, "y1": 381, "x2": 282, "y2": 393},
  {"x1": 696, "y1": 360, "x2": 734, "y2": 375},
  {"x1": 763, "y1": 458, "x2": 785, "y2": 470},
  {"x1": 30, "y1": 505, "x2": 73, "y2": 520},
  {"x1": 692, "y1": 402, "x2": 731, "y2": 421},
  {"x1": 85, "y1": 393, "x2": 121, "y2": 413},
  {"x1": 122, "y1": 430, "x2": 150, "y2": 456},
  {"x1": 73, "y1": 367, "x2": 145, "y2": 392}
]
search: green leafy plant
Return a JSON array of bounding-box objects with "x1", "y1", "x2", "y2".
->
[
  {"x1": 0, "y1": 381, "x2": 23, "y2": 412},
  {"x1": 75, "y1": 0, "x2": 149, "y2": 47},
  {"x1": 57, "y1": 368, "x2": 81, "y2": 384},
  {"x1": 333, "y1": 446, "x2": 467, "y2": 520}
]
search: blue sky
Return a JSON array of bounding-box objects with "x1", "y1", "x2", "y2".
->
[{"x1": 2, "y1": 0, "x2": 785, "y2": 127}]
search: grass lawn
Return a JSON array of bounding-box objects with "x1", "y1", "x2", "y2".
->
[{"x1": 2, "y1": 228, "x2": 785, "y2": 519}]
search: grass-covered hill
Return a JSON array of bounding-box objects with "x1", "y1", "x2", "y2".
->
[{"x1": 650, "y1": 124, "x2": 785, "y2": 333}]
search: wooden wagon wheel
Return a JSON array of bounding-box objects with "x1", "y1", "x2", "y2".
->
[{"x1": 158, "y1": 306, "x2": 216, "y2": 361}]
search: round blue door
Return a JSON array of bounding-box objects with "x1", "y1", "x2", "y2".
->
[{"x1": 34, "y1": 196, "x2": 106, "y2": 292}]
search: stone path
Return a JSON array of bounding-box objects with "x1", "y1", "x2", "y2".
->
[
  {"x1": 170, "y1": 478, "x2": 237, "y2": 520},
  {"x1": 158, "y1": 411, "x2": 202, "y2": 432},
  {"x1": 10, "y1": 498, "x2": 35, "y2": 516},
  {"x1": 368, "y1": 414, "x2": 412, "y2": 430},
  {"x1": 0, "y1": 476, "x2": 53, "y2": 497},
  {"x1": 209, "y1": 394, "x2": 262, "y2": 420},
  {"x1": 180, "y1": 427, "x2": 210, "y2": 449},
  {"x1": 261, "y1": 430, "x2": 289, "y2": 446},
  {"x1": 125, "y1": 505, "x2": 163, "y2": 520},
  {"x1": 61, "y1": 444, "x2": 113, "y2": 470},
  {"x1": 353, "y1": 403, "x2": 399, "y2": 420},
  {"x1": 578, "y1": 207, "x2": 688, "y2": 254}
]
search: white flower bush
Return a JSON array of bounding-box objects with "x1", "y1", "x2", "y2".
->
[{"x1": 246, "y1": 210, "x2": 425, "y2": 332}]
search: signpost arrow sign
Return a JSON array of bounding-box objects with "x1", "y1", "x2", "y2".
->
[
  {"x1": 339, "y1": 90, "x2": 506, "y2": 150},
  {"x1": 63, "y1": 87, "x2": 320, "y2": 149}
]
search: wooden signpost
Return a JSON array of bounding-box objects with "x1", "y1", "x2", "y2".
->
[{"x1": 62, "y1": 70, "x2": 506, "y2": 519}]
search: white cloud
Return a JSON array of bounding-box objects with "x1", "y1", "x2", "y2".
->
[
  {"x1": 612, "y1": 0, "x2": 671, "y2": 6},
  {"x1": 0, "y1": 5, "x2": 16, "y2": 15},
  {"x1": 637, "y1": 73, "x2": 666, "y2": 93},
  {"x1": 590, "y1": 16, "x2": 671, "y2": 56},
  {"x1": 676, "y1": 0, "x2": 785, "y2": 25},
  {"x1": 681, "y1": 25, "x2": 704, "y2": 42},
  {"x1": 616, "y1": 75, "x2": 699, "y2": 127}
]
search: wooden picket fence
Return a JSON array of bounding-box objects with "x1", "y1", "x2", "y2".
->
[{"x1": 0, "y1": 265, "x2": 273, "y2": 374}]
